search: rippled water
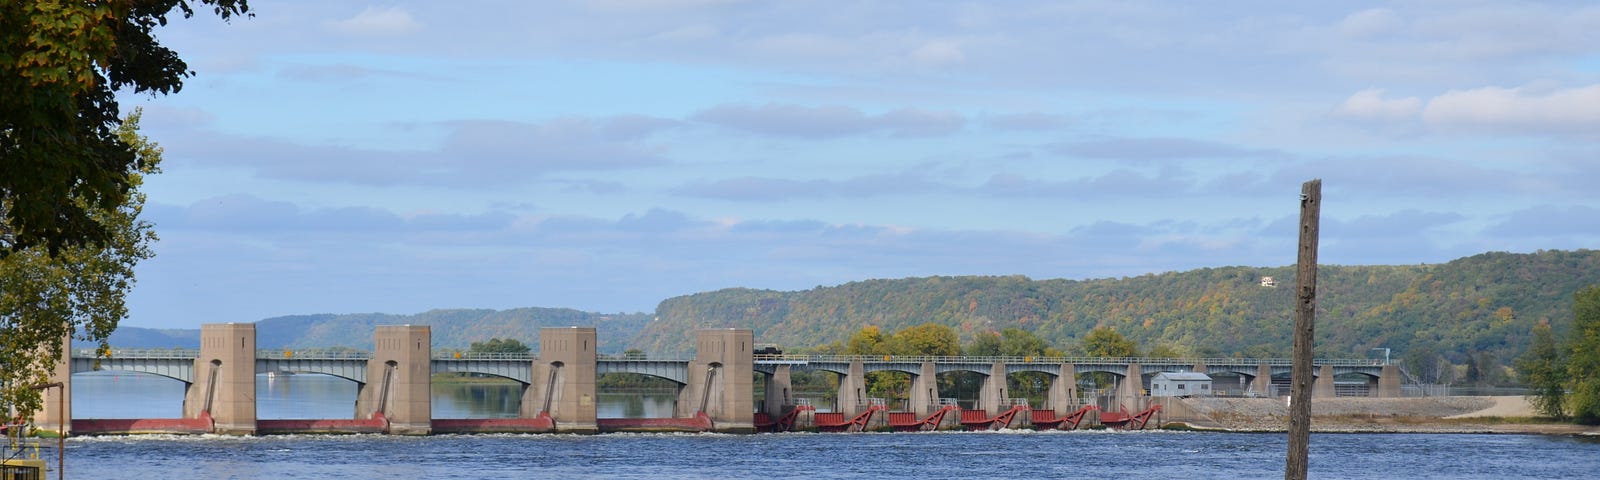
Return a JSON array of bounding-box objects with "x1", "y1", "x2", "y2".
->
[{"x1": 50, "y1": 430, "x2": 1600, "y2": 479}]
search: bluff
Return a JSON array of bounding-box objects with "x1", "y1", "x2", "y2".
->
[{"x1": 631, "y1": 250, "x2": 1600, "y2": 366}]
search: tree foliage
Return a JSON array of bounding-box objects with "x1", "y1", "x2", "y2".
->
[
  {"x1": 1, "y1": 0, "x2": 248, "y2": 255},
  {"x1": 1517, "y1": 321, "x2": 1567, "y2": 419},
  {"x1": 1566, "y1": 286, "x2": 1600, "y2": 424},
  {"x1": 1081, "y1": 326, "x2": 1138, "y2": 357},
  {"x1": 636, "y1": 250, "x2": 1600, "y2": 372},
  {"x1": 468, "y1": 338, "x2": 532, "y2": 354},
  {"x1": 1, "y1": 111, "x2": 158, "y2": 420}
]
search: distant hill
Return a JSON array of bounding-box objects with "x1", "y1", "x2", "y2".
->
[
  {"x1": 92, "y1": 308, "x2": 651, "y2": 354},
  {"x1": 631, "y1": 250, "x2": 1600, "y2": 366},
  {"x1": 92, "y1": 250, "x2": 1600, "y2": 368}
]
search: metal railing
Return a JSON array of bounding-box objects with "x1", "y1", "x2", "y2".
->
[
  {"x1": 432, "y1": 352, "x2": 534, "y2": 360},
  {"x1": 752, "y1": 354, "x2": 1388, "y2": 366},
  {"x1": 74, "y1": 349, "x2": 1389, "y2": 366}
]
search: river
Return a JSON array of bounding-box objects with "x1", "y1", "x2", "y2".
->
[{"x1": 29, "y1": 372, "x2": 1600, "y2": 479}]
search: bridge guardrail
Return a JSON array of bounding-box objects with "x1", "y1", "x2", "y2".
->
[
  {"x1": 753, "y1": 354, "x2": 1388, "y2": 366},
  {"x1": 72, "y1": 349, "x2": 1388, "y2": 366}
]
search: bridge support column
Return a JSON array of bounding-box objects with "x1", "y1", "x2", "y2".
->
[
  {"x1": 528, "y1": 327, "x2": 597, "y2": 433},
  {"x1": 979, "y1": 362, "x2": 1007, "y2": 414},
  {"x1": 1117, "y1": 363, "x2": 1144, "y2": 411},
  {"x1": 357, "y1": 325, "x2": 432, "y2": 435},
  {"x1": 677, "y1": 329, "x2": 754, "y2": 433},
  {"x1": 1253, "y1": 363, "x2": 1273, "y2": 397},
  {"x1": 909, "y1": 362, "x2": 938, "y2": 416},
  {"x1": 1377, "y1": 365, "x2": 1401, "y2": 397},
  {"x1": 33, "y1": 333, "x2": 72, "y2": 436},
  {"x1": 834, "y1": 359, "x2": 866, "y2": 416},
  {"x1": 1048, "y1": 363, "x2": 1077, "y2": 413},
  {"x1": 763, "y1": 365, "x2": 793, "y2": 415},
  {"x1": 1192, "y1": 362, "x2": 1208, "y2": 374},
  {"x1": 1314, "y1": 364, "x2": 1336, "y2": 398},
  {"x1": 184, "y1": 323, "x2": 257, "y2": 435}
]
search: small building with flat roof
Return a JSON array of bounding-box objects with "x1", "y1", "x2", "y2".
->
[{"x1": 1151, "y1": 372, "x2": 1212, "y2": 397}]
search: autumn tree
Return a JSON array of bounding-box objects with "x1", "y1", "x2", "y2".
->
[
  {"x1": 1, "y1": 111, "x2": 158, "y2": 420},
  {"x1": 2, "y1": 0, "x2": 249, "y2": 254},
  {"x1": 887, "y1": 323, "x2": 960, "y2": 356},
  {"x1": 1081, "y1": 326, "x2": 1138, "y2": 358}
]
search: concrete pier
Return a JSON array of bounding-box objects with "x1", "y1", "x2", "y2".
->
[
  {"x1": 834, "y1": 360, "x2": 867, "y2": 416},
  {"x1": 679, "y1": 329, "x2": 754, "y2": 433},
  {"x1": 355, "y1": 325, "x2": 432, "y2": 435},
  {"x1": 978, "y1": 362, "x2": 1007, "y2": 414},
  {"x1": 908, "y1": 361, "x2": 939, "y2": 416},
  {"x1": 1314, "y1": 364, "x2": 1337, "y2": 398},
  {"x1": 528, "y1": 327, "x2": 598, "y2": 433},
  {"x1": 1047, "y1": 363, "x2": 1077, "y2": 413},
  {"x1": 183, "y1": 323, "x2": 257, "y2": 435}
]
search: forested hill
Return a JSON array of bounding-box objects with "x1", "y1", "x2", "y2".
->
[
  {"x1": 98, "y1": 308, "x2": 651, "y2": 353},
  {"x1": 631, "y1": 250, "x2": 1600, "y2": 365}
]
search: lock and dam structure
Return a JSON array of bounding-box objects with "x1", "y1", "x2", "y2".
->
[{"x1": 33, "y1": 324, "x2": 1400, "y2": 435}]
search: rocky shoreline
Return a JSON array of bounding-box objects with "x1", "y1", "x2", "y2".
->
[{"x1": 1165, "y1": 396, "x2": 1600, "y2": 435}]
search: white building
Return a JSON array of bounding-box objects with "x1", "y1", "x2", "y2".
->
[{"x1": 1150, "y1": 372, "x2": 1212, "y2": 397}]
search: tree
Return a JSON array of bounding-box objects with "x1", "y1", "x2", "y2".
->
[
  {"x1": 1567, "y1": 286, "x2": 1600, "y2": 424},
  {"x1": 469, "y1": 338, "x2": 532, "y2": 354},
  {"x1": 1515, "y1": 320, "x2": 1566, "y2": 419},
  {"x1": 1, "y1": 110, "x2": 158, "y2": 420},
  {"x1": 1081, "y1": 326, "x2": 1138, "y2": 358},
  {"x1": 844, "y1": 325, "x2": 888, "y2": 355},
  {"x1": 887, "y1": 323, "x2": 960, "y2": 356},
  {"x1": 2, "y1": 0, "x2": 249, "y2": 255},
  {"x1": 965, "y1": 331, "x2": 1002, "y2": 356}
]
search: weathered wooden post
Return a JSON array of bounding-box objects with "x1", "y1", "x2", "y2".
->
[{"x1": 1286, "y1": 179, "x2": 1320, "y2": 480}]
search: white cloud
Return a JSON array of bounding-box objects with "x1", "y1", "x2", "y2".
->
[
  {"x1": 1334, "y1": 89, "x2": 1421, "y2": 121},
  {"x1": 327, "y1": 7, "x2": 423, "y2": 36},
  {"x1": 1422, "y1": 84, "x2": 1600, "y2": 131}
]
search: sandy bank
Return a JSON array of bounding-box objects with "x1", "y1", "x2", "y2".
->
[{"x1": 1168, "y1": 396, "x2": 1599, "y2": 435}]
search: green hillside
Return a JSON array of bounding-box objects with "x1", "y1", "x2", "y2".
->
[
  {"x1": 631, "y1": 250, "x2": 1600, "y2": 369},
  {"x1": 100, "y1": 307, "x2": 651, "y2": 354}
]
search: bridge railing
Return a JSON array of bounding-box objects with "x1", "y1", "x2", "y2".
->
[
  {"x1": 259, "y1": 350, "x2": 371, "y2": 360},
  {"x1": 432, "y1": 352, "x2": 534, "y2": 360},
  {"x1": 754, "y1": 354, "x2": 1388, "y2": 366},
  {"x1": 74, "y1": 348, "x2": 199, "y2": 359}
]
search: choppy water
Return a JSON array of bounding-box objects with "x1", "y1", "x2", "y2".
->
[
  {"x1": 41, "y1": 372, "x2": 1600, "y2": 479},
  {"x1": 48, "y1": 430, "x2": 1600, "y2": 479}
]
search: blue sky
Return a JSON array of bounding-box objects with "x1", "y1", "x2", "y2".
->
[{"x1": 118, "y1": 1, "x2": 1600, "y2": 329}]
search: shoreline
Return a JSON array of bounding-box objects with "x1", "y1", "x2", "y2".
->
[{"x1": 1164, "y1": 395, "x2": 1600, "y2": 435}]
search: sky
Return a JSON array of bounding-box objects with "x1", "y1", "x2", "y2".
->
[{"x1": 116, "y1": 0, "x2": 1600, "y2": 329}]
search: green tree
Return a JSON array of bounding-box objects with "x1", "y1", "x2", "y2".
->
[
  {"x1": 965, "y1": 331, "x2": 1003, "y2": 356},
  {"x1": 1081, "y1": 326, "x2": 1138, "y2": 357},
  {"x1": 844, "y1": 325, "x2": 889, "y2": 355},
  {"x1": 1567, "y1": 286, "x2": 1600, "y2": 424},
  {"x1": 1145, "y1": 344, "x2": 1183, "y2": 359},
  {"x1": 1, "y1": 111, "x2": 159, "y2": 420},
  {"x1": 2, "y1": 1, "x2": 249, "y2": 254},
  {"x1": 997, "y1": 327, "x2": 1050, "y2": 357},
  {"x1": 1515, "y1": 320, "x2": 1566, "y2": 419},
  {"x1": 469, "y1": 338, "x2": 532, "y2": 354},
  {"x1": 887, "y1": 323, "x2": 960, "y2": 356}
]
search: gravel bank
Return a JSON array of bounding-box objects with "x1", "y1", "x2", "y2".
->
[{"x1": 1178, "y1": 396, "x2": 1502, "y2": 432}]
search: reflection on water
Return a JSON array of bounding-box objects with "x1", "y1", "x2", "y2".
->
[{"x1": 71, "y1": 371, "x2": 679, "y2": 419}]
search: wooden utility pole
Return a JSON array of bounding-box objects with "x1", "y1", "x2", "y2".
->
[{"x1": 1285, "y1": 179, "x2": 1320, "y2": 480}]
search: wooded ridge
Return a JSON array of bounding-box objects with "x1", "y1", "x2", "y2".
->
[{"x1": 96, "y1": 250, "x2": 1598, "y2": 370}]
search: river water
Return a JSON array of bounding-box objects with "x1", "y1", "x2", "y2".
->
[{"x1": 32, "y1": 372, "x2": 1600, "y2": 479}]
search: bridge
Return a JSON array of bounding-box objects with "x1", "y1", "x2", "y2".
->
[{"x1": 32, "y1": 324, "x2": 1399, "y2": 436}]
